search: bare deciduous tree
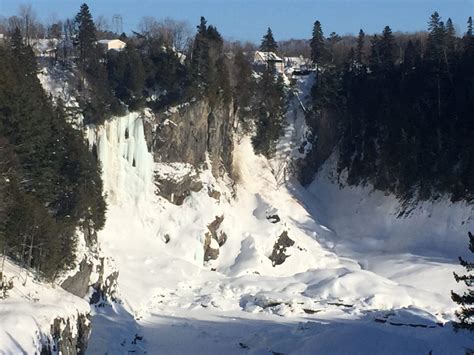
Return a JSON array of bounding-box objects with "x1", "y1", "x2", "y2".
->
[
  {"x1": 7, "y1": 16, "x2": 22, "y2": 34},
  {"x1": 138, "y1": 16, "x2": 192, "y2": 51},
  {"x1": 18, "y1": 4, "x2": 38, "y2": 44},
  {"x1": 138, "y1": 16, "x2": 160, "y2": 38},
  {"x1": 162, "y1": 17, "x2": 192, "y2": 51},
  {"x1": 95, "y1": 15, "x2": 110, "y2": 35}
]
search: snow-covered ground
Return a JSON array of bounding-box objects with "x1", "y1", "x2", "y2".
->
[
  {"x1": 83, "y1": 75, "x2": 474, "y2": 354},
  {"x1": 0, "y1": 258, "x2": 90, "y2": 354}
]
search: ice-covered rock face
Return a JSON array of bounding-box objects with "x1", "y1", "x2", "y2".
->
[{"x1": 86, "y1": 112, "x2": 155, "y2": 207}]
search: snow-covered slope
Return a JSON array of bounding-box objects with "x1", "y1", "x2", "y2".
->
[
  {"x1": 83, "y1": 76, "x2": 474, "y2": 354},
  {"x1": 0, "y1": 259, "x2": 90, "y2": 354},
  {"x1": 303, "y1": 155, "x2": 473, "y2": 259}
]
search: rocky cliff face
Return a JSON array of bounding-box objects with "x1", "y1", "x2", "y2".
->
[
  {"x1": 152, "y1": 99, "x2": 234, "y2": 178},
  {"x1": 60, "y1": 96, "x2": 235, "y2": 300},
  {"x1": 149, "y1": 99, "x2": 235, "y2": 205},
  {"x1": 56, "y1": 97, "x2": 235, "y2": 352},
  {"x1": 41, "y1": 313, "x2": 91, "y2": 355}
]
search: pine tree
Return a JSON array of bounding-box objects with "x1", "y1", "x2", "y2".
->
[
  {"x1": 74, "y1": 3, "x2": 98, "y2": 73},
  {"x1": 445, "y1": 18, "x2": 456, "y2": 53},
  {"x1": 310, "y1": 21, "x2": 325, "y2": 66},
  {"x1": 427, "y1": 11, "x2": 447, "y2": 62},
  {"x1": 452, "y1": 232, "x2": 474, "y2": 330},
  {"x1": 252, "y1": 65, "x2": 285, "y2": 157},
  {"x1": 356, "y1": 29, "x2": 365, "y2": 65},
  {"x1": 402, "y1": 40, "x2": 420, "y2": 71},
  {"x1": 10, "y1": 27, "x2": 37, "y2": 78},
  {"x1": 379, "y1": 26, "x2": 395, "y2": 69},
  {"x1": 197, "y1": 16, "x2": 207, "y2": 36},
  {"x1": 368, "y1": 34, "x2": 381, "y2": 69},
  {"x1": 124, "y1": 46, "x2": 146, "y2": 107},
  {"x1": 464, "y1": 16, "x2": 474, "y2": 53},
  {"x1": 233, "y1": 49, "x2": 255, "y2": 130},
  {"x1": 0, "y1": 137, "x2": 15, "y2": 252},
  {"x1": 187, "y1": 17, "x2": 230, "y2": 105},
  {"x1": 260, "y1": 27, "x2": 278, "y2": 53},
  {"x1": 74, "y1": 3, "x2": 121, "y2": 123},
  {"x1": 189, "y1": 17, "x2": 211, "y2": 94},
  {"x1": 0, "y1": 35, "x2": 106, "y2": 280}
]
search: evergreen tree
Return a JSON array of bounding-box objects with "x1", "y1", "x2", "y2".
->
[
  {"x1": 260, "y1": 27, "x2": 278, "y2": 52},
  {"x1": 445, "y1": 18, "x2": 457, "y2": 53},
  {"x1": 379, "y1": 26, "x2": 395, "y2": 69},
  {"x1": 426, "y1": 11, "x2": 447, "y2": 62},
  {"x1": 368, "y1": 34, "x2": 381, "y2": 69},
  {"x1": 232, "y1": 49, "x2": 256, "y2": 131},
  {"x1": 302, "y1": 14, "x2": 474, "y2": 201},
  {"x1": 402, "y1": 40, "x2": 420, "y2": 71},
  {"x1": 107, "y1": 45, "x2": 146, "y2": 109},
  {"x1": 252, "y1": 65, "x2": 286, "y2": 157},
  {"x1": 310, "y1": 21, "x2": 325, "y2": 66},
  {"x1": 356, "y1": 29, "x2": 365, "y2": 65},
  {"x1": 0, "y1": 35, "x2": 106, "y2": 280},
  {"x1": 10, "y1": 27, "x2": 37, "y2": 78},
  {"x1": 124, "y1": 46, "x2": 146, "y2": 105},
  {"x1": 189, "y1": 16, "x2": 211, "y2": 94},
  {"x1": 464, "y1": 16, "x2": 474, "y2": 51},
  {"x1": 73, "y1": 3, "x2": 121, "y2": 124},
  {"x1": 0, "y1": 137, "x2": 15, "y2": 251},
  {"x1": 74, "y1": 3, "x2": 98, "y2": 74},
  {"x1": 452, "y1": 232, "x2": 474, "y2": 330},
  {"x1": 187, "y1": 17, "x2": 230, "y2": 105}
]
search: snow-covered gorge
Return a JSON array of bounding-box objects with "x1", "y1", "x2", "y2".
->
[
  {"x1": 82, "y1": 76, "x2": 474, "y2": 353},
  {"x1": 4, "y1": 69, "x2": 473, "y2": 354}
]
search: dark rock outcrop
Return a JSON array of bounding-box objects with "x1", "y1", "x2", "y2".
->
[
  {"x1": 42, "y1": 314, "x2": 91, "y2": 355},
  {"x1": 203, "y1": 215, "x2": 227, "y2": 262},
  {"x1": 269, "y1": 231, "x2": 295, "y2": 266},
  {"x1": 267, "y1": 214, "x2": 281, "y2": 224},
  {"x1": 90, "y1": 257, "x2": 119, "y2": 305},
  {"x1": 61, "y1": 259, "x2": 94, "y2": 298},
  {"x1": 203, "y1": 233, "x2": 220, "y2": 262},
  {"x1": 155, "y1": 170, "x2": 203, "y2": 205}
]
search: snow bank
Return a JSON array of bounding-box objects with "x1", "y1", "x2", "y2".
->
[{"x1": 305, "y1": 154, "x2": 474, "y2": 259}]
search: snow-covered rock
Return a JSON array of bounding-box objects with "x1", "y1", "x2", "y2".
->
[{"x1": 0, "y1": 259, "x2": 91, "y2": 354}]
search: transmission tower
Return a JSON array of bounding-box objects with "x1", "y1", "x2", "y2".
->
[{"x1": 112, "y1": 14, "x2": 123, "y2": 34}]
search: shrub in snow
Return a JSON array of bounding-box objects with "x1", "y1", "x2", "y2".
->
[{"x1": 452, "y1": 232, "x2": 474, "y2": 331}]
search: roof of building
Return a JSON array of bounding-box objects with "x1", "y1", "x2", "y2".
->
[
  {"x1": 98, "y1": 39, "x2": 126, "y2": 45},
  {"x1": 254, "y1": 51, "x2": 283, "y2": 63}
]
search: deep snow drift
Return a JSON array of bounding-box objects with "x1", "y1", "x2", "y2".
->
[{"x1": 82, "y1": 76, "x2": 474, "y2": 354}]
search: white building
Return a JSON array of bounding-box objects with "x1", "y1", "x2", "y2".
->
[
  {"x1": 98, "y1": 39, "x2": 126, "y2": 52},
  {"x1": 253, "y1": 51, "x2": 284, "y2": 73}
]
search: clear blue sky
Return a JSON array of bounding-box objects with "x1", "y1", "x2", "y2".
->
[{"x1": 0, "y1": 0, "x2": 472, "y2": 41}]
